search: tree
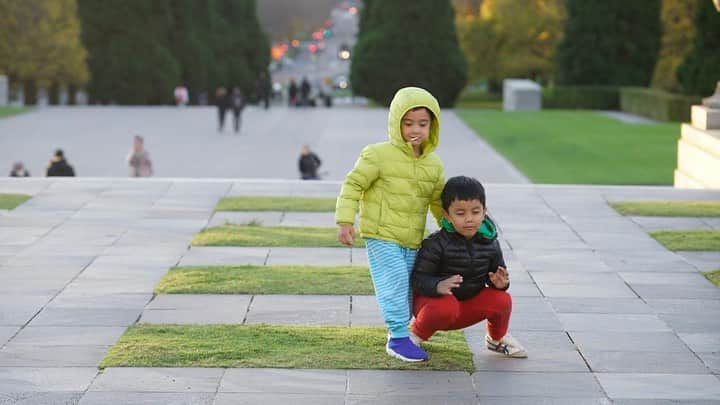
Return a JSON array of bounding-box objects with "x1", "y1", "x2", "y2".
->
[
  {"x1": 677, "y1": 0, "x2": 720, "y2": 96},
  {"x1": 350, "y1": 0, "x2": 467, "y2": 107},
  {"x1": 455, "y1": 0, "x2": 565, "y2": 88},
  {"x1": 0, "y1": 0, "x2": 89, "y2": 103},
  {"x1": 556, "y1": 0, "x2": 662, "y2": 86},
  {"x1": 78, "y1": 0, "x2": 180, "y2": 104},
  {"x1": 651, "y1": 0, "x2": 697, "y2": 92}
]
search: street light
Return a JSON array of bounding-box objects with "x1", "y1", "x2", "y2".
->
[{"x1": 704, "y1": 1, "x2": 720, "y2": 108}]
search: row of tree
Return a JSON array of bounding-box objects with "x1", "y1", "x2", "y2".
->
[
  {"x1": 0, "y1": 0, "x2": 270, "y2": 105},
  {"x1": 349, "y1": 0, "x2": 717, "y2": 106},
  {"x1": 453, "y1": 0, "x2": 718, "y2": 96}
]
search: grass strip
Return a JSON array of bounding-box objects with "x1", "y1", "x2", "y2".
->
[
  {"x1": 704, "y1": 269, "x2": 720, "y2": 288},
  {"x1": 650, "y1": 230, "x2": 720, "y2": 251},
  {"x1": 216, "y1": 196, "x2": 336, "y2": 212},
  {"x1": 192, "y1": 225, "x2": 365, "y2": 247},
  {"x1": 0, "y1": 193, "x2": 31, "y2": 209},
  {"x1": 156, "y1": 265, "x2": 373, "y2": 295},
  {"x1": 0, "y1": 106, "x2": 29, "y2": 119},
  {"x1": 100, "y1": 324, "x2": 473, "y2": 371},
  {"x1": 456, "y1": 109, "x2": 679, "y2": 185},
  {"x1": 610, "y1": 201, "x2": 720, "y2": 217}
]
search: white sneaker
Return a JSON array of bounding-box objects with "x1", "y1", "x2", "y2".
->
[
  {"x1": 486, "y1": 333, "x2": 527, "y2": 358},
  {"x1": 409, "y1": 332, "x2": 425, "y2": 346}
]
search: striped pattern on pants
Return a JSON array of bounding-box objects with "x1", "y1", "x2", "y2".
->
[{"x1": 365, "y1": 238, "x2": 417, "y2": 338}]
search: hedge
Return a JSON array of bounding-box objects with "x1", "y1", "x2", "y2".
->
[{"x1": 620, "y1": 87, "x2": 701, "y2": 122}]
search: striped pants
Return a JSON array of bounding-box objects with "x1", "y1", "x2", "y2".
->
[{"x1": 365, "y1": 238, "x2": 416, "y2": 338}]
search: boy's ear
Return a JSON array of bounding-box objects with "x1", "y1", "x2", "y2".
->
[{"x1": 442, "y1": 208, "x2": 450, "y2": 219}]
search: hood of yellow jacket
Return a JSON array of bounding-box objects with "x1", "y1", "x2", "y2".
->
[{"x1": 387, "y1": 87, "x2": 441, "y2": 158}]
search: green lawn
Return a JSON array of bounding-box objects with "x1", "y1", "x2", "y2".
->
[
  {"x1": 455, "y1": 110, "x2": 679, "y2": 185},
  {"x1": 216, "y1": 196, "x2": 336, "y2": 212},
  {"x1": 192, "y1": 225, "x2": 364, "y2": 247},
  {"x1": 156, "y1": 265, "x2": 373, "y2": 295},
  {"x1": 705, "y1": 270, "x2": 720, "y2": 287},
  {"x1": 100, "y1": 324, "x2": 473, "y2": 371},
  {"x1": 0, "y1": 106, "x2": 29, "y2": 119},
  {"x1": 650, "y1": 230, "x2": 720, "y2": 251},
  {"x1": 0, "y1": 194, "x2": 31, "y2": 209},
  {"x1": 610, "y1": 201, "x2": 720, "y2": 217}
]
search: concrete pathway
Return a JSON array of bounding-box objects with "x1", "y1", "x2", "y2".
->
[
  {"x1": 0, "y1": 177, "x2": 719, "y2": 404},
  {"x1": 0, "y1": 106, "x2": 528, "y2": 183}
]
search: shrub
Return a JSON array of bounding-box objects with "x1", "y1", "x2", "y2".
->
[{"x1": 620, "y1": 87, "x2": 701, "y2": 122}]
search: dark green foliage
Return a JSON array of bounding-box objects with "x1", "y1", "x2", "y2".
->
[
  {"x1": 620, "y1": 87, "x2": 701, "y2": 122},
  {"x1": 556, "y1": 0, "x2": 662, "y2": 86},
  {"x1": 677, "y1": 1, "x2": 720, "y2": 96},
  {"x1": 542, "y1": 86, "x2": 620, "y2": 110},
  {"x1": 350, "y1": 1, "x2": 467, "y2": 107},
  {"x1": 78, "y1": 0, "x2": 269, "y2": 105}
]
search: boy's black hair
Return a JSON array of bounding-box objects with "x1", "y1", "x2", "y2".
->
[{"x1": 441, "y1": 176, "x2": 486, "y2": 210}]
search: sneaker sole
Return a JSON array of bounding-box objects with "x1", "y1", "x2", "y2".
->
[
  {"x1": 385, "y1": 345, "x2": 427, "y2": 362},
  {"x1": 486, "y1": 340, "x2": 528, "y2": 358}
]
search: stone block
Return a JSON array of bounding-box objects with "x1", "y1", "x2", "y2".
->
[
  {"x1": 503, "y1": 79, "x2": 541, "y2": 111},
  {"x1": 691, "y1": 105, "x2": 720, "y2": 130},
  {"x1": 0, "y1": 75, "x2": 7, "y2": 107}
]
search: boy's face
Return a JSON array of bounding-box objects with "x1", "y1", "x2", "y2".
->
[
  {"x1": 443, "y1": 199, "x2": 486, "y2": 239},
  {"x1": 400, "y1": 108, "x2": 431, "y2": 147}
]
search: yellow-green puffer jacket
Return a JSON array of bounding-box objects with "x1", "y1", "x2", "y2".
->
[{"x1": 335, "y1": 87, "x2": 445, "y2": 249}]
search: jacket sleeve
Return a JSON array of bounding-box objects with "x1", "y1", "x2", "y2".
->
[
  {"x1": 490, "y1": 243, "x2": 510, "y2": 291},
  {"x1": 411, "y1": 235, "x2": 446, "y2": 297},
  {"x1": 335, "y1": 146, "x2": 380, "y2": 225},
  {"x1": 428, "y1": 166, "x2": 445, "y2": 226}
]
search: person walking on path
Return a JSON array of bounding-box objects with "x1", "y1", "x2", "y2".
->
[
  {"x1": 46, "y1": 149, "x2": 75, "y2": 177},
  {"x1": 288, "y1": 78, "x2": 298, "y2": 106},
  {"x1": 256, "y1": 72, "x2": 272, "y2": 110},
  {"x1": 9, "y1": 162, "x2": 30, "y2": 177},
  {"x1": 411, "y1": 176, "x2": 527, "y2": 358},
  {"x1": 230, "y1": 86, "x2": 246, "y2": 134},
  {"x1": 215, "y1": 87, "x2": 229, "y2": 132},
  {"x1": 127, "y1": 135, "x2": 153, "y2": 177},
  {"x1": 300, "y1": 77, "x2": 311, "y2": 106},
  {"x1": 298, "y1": 145, "x2": 322, "y2": 180},
  {"x1": 174, "y1": 84, "x2": 189, "y2": 106},
  {"x1": 336, "y1": 87, "x2": 445, "y2": 362}
]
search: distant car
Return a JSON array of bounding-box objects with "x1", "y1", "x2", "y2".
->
[{"x1": 337, "y1": 43, "x2": 351, "y2": 60}]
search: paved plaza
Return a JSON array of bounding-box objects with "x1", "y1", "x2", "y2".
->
[
  {"x1": 0, "y1": 176, "x2": 718, "y2": 404},
  {"x1": 0, "y1": 106, "x2": 527, "y2": 183}
]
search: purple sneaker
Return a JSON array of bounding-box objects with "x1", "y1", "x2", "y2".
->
[{"x1": 386, "y1": 337, "x2": 428, "y2": 362}]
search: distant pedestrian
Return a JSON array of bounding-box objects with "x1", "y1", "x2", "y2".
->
[
  {"x1": 256, "y1": 72, "x2": 272, "y2": 110},
  {"x1": 300, "y1": 77, "x2": 311, "y2": 106},
  {"x1": 288, "y1": 78, "x2": 298, "y2": 106},
  {"x1": 298, "y1": 145, "x2": 322, "y2": 180},
  {"x1": 174, "y1": 85, "x2": 189, "y2": 106},
  {"x1": 215, "y1": 87, "x2": 229, "y2": 132},
  {"x1": 230, "y1": 86, "x2": 246, "y2": 134},
  {"x1": 127, "y1": 135, "x2": 153, "y2": 177},
  {"x1": 9, "y1": 162, "x2": 30, "y2": 177},
  {"x1": 46, "y1": 149, "x2": 75, "y2": 177}
]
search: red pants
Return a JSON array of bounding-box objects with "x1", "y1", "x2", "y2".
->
[{"x1": 411, "y1": 288, "x2": 512, "y2": 341}]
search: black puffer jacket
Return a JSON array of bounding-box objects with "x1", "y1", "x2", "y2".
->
[{"x1": 411, "y1": 217, "x2": 507, "y2": 301}]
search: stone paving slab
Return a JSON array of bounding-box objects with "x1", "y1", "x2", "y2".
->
[
  {"x1": 78, "y1": 392, "x2": 215, "y2": 405},
  {"x1": 28, "y1": 308, "x2": 140, "y2": 327},
  {"x1": 596, "y1": 373, "x2": 720, "y2": 401},
  {"x1": 140, "y1": 295, "x2": 251, "y2": 325},
  {"x1": 677, "y1": 332, "x2": 720, "y2": 353},
  {"x1": 179, "y1": 246, "x2": 269, "y2": 266},
  {"x1": 219, "y1": 368, "x2": 346, "y2": 394},
  {"x1": 88, "y1": 367, "x2": 224, "y2": 392},
  {"x1": 569, "y1": 331, "x2": 691, "y2": 353},
  {"x1": 246, "y1": 295, "x2": 349, "y2": 326},
  {"x1": 557, "y1": 314, "x2": 671, "y2": 332},
  {"x1": 9, "y1": 326, "x2": 127, "y2": 346},
  {"x1": 631, "y1": 216, "x2": 713, "y2": 231},
  {"x1": 266, "y1": 247, "x2": 353, "y2": 266},
  {"x1": 472, "y1": 371, "x2": 606, "y2": 398},
  {"x1": 676, "y1": 251, "x2": 720, "y2": 272},
  {"x1": 0, "y1": 327, "x2": 18, "y2": 346},
  {"x1": 0, "y1": 391, "x2": 85, "y2": 404},
  {"x1": 0, "y1": 367, "x2": 98, "y2": 392},
  {"x1": 0, "y1": 344, "x2": 109, "y2": 367}
]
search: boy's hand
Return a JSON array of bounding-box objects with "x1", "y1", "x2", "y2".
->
[
  {"x1": 436, "y1": 274, "x2": 463, "y2": 295},
  {"x1": 337, "y1": 224, "x2": 355, "y2": 246},
  {"x1": 489, "y1": 266, "x2": 509, "y2": 289}
]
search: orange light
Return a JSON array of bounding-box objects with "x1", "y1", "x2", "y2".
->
[
  {"x1": 291, "y1": 39, "x2": 300, "y2": 47},
  {"x1": 349, "y1": 6, "x2": 357, "y2": 14}
]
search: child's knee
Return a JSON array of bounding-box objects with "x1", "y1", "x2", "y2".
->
[
  {"x1": 490, "y1": 289, "x2": 512, "y2": 312},
  {"x1": 423, "y1": 295, "x2": 461, "y2": 323}
]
